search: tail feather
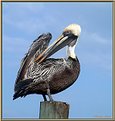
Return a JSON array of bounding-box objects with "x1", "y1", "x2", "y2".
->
[
  {"x1": 13, "y1": 90, "x2": 24, "y2": 100},
  {"x1": 13, "y1": 78, "x2": 33, "y2": 100}
]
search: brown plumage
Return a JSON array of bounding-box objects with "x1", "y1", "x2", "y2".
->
[{"x1": 13, "y1": 24, "x2": 81, "y2": 101}]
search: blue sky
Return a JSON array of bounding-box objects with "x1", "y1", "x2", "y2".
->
[{"x1": 2, "y1": 2, "x2": 112, "y2": 119}]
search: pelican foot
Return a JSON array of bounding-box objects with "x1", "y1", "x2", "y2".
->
[
  {"x1": 42, "y1": 94, "x2": 47, "y2": 101},
  {"x1": 47, "y1": 89, "x2": 54, "y2": 102}
]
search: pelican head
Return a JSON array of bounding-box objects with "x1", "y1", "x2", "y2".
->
[
  {"x1": 63, "y1": 24, "x2": 81, "y2": 36},
  {"x1": 35, "y1": 24, "x2": 81, "y2": 63}
]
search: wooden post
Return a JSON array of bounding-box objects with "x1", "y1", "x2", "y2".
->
[{"x1": 39, "y1": 101, "x2": 69, "y2": 119}]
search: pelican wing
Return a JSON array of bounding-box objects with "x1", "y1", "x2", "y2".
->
[
  {"x1": 13, "y1": 58, "x2": 66, "y2": 99},
  {"x1": 15, "y1": 33, "x2": 52, "y2": 84}
]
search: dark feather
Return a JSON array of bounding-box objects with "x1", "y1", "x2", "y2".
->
[
  {"x1": 15, "y1": 33, "x2": 52, "y2": 84},
  {"x1": 13, "y1": 78, "x2": 33, "y2": 100}
]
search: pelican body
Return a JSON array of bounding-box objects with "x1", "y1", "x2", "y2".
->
[{"x1": 13, "y1": 24, "x2": 81, "y2": 101}]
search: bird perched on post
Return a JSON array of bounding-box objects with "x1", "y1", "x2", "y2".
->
[{"x1": 13, "y1": 24, "x2": 81, "y2": 101}]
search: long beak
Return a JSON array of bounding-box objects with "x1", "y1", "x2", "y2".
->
[{"x1": 34, "y1": 34, "x2": 72, "y2": 63}]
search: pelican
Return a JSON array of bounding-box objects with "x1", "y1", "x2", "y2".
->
[{"x1": 13, "y1": 24, "x2": 81, "y2": 101}]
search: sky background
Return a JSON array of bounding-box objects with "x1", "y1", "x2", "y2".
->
[{"x1": 2, "y1": 2, "x2": 112, "y2": 119}]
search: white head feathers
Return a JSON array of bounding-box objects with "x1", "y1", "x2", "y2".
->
[{"x1": 64, "y1": 24, "x2": 81, "y2": 36}]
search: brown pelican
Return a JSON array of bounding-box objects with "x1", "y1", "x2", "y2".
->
[{"x1": 13, "y1": 24, "x2": 81, "y2": 101}]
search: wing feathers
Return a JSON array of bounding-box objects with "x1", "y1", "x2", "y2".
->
[{"x1": 15, "y1": 33, "x2": 52, "y2": 84}]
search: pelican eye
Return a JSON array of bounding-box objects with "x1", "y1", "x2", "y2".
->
[{"x1": 63, "y1": 30, "x2": 72, "y2": 37}]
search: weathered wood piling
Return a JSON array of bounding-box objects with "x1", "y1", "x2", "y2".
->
[{"x1": 39, "y1": 101, "x2": 69, "y2": 119}]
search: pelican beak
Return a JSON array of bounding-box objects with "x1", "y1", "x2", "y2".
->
[{"x1": 34, "y1": 34, "x2": 74, "y2": 63}]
